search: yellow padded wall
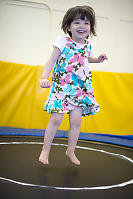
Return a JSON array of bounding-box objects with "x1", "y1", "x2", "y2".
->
[
  {"x1": 81, "y1": 71, "x2": 133, "y2": 134},
  {"x1": 0, "y1": 61, "x2": 133, "y2": 135}
]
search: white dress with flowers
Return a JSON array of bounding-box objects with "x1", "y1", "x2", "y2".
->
[{"x1": 44, "y1": 37, "x2": 100, "y2": 116}]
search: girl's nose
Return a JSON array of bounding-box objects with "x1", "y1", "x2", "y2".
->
[{"x1": 79, "y1": 23, "x2": 85, "y2": 28}]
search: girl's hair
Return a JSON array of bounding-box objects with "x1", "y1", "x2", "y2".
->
[{"x1": 61, "y1": 5, "x2": 97, "y2": 38}]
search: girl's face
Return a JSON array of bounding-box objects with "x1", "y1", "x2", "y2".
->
[{"x1": 68, "y1": 17, "x2": 90, "y2": 44}]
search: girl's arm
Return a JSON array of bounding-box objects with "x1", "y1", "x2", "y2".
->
[
  {"x1": 88, "y1": 54, "x2": 108, "y2": 63},
  {"x1": 40, "y1": 46, "x2": 61, "y2": 88}
]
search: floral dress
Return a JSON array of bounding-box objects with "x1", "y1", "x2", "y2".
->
[{"x1": 44, "y1": 37, "x2": 100, "y2": 116}]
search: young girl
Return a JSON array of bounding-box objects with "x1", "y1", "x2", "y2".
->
[{"x1": 39, "y1": 5, "x2": 107, "y2": 166}]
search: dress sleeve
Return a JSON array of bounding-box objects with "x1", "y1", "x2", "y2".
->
[{"x1": 53, "y1": 37, "x2": 67, "y2": 52}]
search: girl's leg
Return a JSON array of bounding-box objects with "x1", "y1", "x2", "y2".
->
[
  {"x1": 39, "y1": 112, "x2": 63, "y2": 165},
  {"x1": 66, "y1": 107, "x2": 82, "y2": 165}
]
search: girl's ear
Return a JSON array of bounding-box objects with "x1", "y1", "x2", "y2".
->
[{"x1": 67, "y1": 25, "x2": 71, "y2": 32}]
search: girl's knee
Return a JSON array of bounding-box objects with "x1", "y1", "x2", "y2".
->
[
  {"x1": 50, "y1": 113, "x2": 63, "y2": 127},
  {"x1": 70, "y1": 115, "x2": 81, "y2": 128},
  {"x1": 69, "y1": 108, "x2": 82, "y2": 128},
  {"x1": 70, "y1": 119, "x2": 81, "y2": 128}
]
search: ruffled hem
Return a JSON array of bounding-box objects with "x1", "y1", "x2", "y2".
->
[{"x1": 44, "y1": 101, "x2": 100, "y2": 117}]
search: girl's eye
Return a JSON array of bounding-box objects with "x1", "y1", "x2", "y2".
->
[{"x1": 73, "y1": 21, "x2": 79, "y2": 24}]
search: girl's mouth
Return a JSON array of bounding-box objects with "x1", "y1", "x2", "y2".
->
[{"x1": 77, "y1": 30, "x2": 86, "y2": 34}]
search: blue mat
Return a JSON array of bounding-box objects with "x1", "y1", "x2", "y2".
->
[{"x1": 0, "y1": 127, "x2": 133, "y2": 148}]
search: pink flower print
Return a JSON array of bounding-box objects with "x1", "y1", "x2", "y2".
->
[
  {"x1": 59, "y1": 78, "x2": 65, "y2": 86},
  {"x1": 78, "y1": 56, "x2": 85, "y2": 66},
  {"x1": 75, "y1": 89, "x2": 83, "y2": 97},
  {"x1": 88, "y1": 51, "x2": 91, "y2": 57},
  {"x1": 66, "y1": 43, "x2": 72, "y2": 48},
  {"x1": 66, "y1": 37, "x2": 72, "y2": 42},
  {"x1": 62, "y1": 102, "x2": 69, "y2": 111},
  {"x1": 64, "y1": 107, "x2": 69, "y2": 111},
  {"x1": 62, "y1": 102, "x2": 66, "y2": 108},
  {"x1": 69, "y1": 54, "x2": 84, "y2": 67},
  {"x1": 59, "y1": 74, "x2": 71, "y2": 86},
  {"x1": 83, "y1": 91, "x2": 88, "y2": 97},
  {"x1": 69, "y1": 54, "x2": 79, "y2": 64},
  {"x1": 66, "y1": 65, "x2": 74, "y2": 72},
  {"x1": 65, "y1": 74, "x2": 70, "y2": 84}
]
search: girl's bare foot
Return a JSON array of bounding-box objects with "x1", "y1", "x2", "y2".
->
[
  {"x1": 66, "y1": 150, "x2": 80, "y2": 165},
  {"x1": 39, "y1": 150, "x2": 49, "y2": 165}
]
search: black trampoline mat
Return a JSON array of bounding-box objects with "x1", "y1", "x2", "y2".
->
[{"x1": 0, "y1": 136, "x2": 133, "y2": 199}]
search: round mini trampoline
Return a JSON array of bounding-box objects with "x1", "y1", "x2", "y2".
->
[
  {"x1": 1, "y1": 1, "x2": 133, "y2": 198},
  {"x1": 0, "y1": 135, "x2": 133, "y2": 199}
]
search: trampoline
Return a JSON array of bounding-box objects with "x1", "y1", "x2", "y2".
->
[{"x1": 0, "y1": 135, "x2": 133, "y2": 199}]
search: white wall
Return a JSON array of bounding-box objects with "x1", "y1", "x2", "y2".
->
[{"x1": 0, "y1": 0, "x2": 133, "y2": 73}]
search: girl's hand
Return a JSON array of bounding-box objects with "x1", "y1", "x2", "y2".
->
[
  {"x1": 40, "y1": 78, "x2": 51, "y2": 88},
  {"x1": 97, "y1": 54, "x2": 108, "y2": 63}
]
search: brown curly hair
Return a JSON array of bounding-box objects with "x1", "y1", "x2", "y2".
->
[{"x1": 61, "y1": 5, "x2": 97, "y2": 38}]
